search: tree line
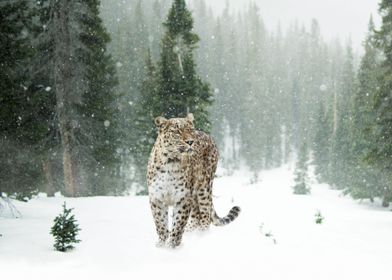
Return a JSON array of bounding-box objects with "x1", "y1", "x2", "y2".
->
[
  {"x1": 1, "y1": 0, "x2": 123, "y2": 199},
  {"x1": 0, "y1": 0, "x2": 211, "y2": 199},
  {"x1": 1, "y1": 0, "x2": 391, "y2": 207},
  {"x1": 313, "y1": 2, "x2": 392, "y2": 207}
]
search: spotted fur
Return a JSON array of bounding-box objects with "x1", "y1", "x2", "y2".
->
[{"x1": 147, "y1": 113, "x2": 241, "y2": 248}]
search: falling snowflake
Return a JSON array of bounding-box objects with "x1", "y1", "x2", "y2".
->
[
  {"x1": 319, "y1": 84, "x2": 327, "y2": 92},
  {"x1": 104, "y1": 120, "x2": 110, "y2": 127}
]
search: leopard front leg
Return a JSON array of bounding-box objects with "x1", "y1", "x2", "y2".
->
[
  {"x1": 150, "y1": 199, "x2": 169, "y2": 247},
  {"x1": 185, "y1": 196, "x2": 201, "y2": 232},
  {"x1": 168, "y1": 196, "x2": 191, "y2": 248}
]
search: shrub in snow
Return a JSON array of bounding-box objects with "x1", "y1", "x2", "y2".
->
[
  {"x1": 51, "y1": 202, "x2": 81, "y2": 252},
  {"x1": 315, "y1": 210, "x2": 324, "y2": 224},
  {"x1": 292, "y1": 142, "x2": 311, "y2": 195},
  {"x1": 0, "y1": 197, "x2": 22, "y2": 218}
]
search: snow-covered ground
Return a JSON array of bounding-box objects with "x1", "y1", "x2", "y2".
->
[{"x1": 1, "y1": 165, "x2": 391, "y2": 280}]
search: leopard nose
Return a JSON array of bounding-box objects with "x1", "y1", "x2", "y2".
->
[{"x1": 186, "y1": 140, "x2": 194, "y2": 146}]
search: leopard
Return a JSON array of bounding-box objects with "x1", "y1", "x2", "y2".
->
[{"x1": 147, "y1": 113, "x2": 241, "y2": 248}]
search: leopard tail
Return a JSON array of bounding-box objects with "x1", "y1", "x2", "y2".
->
[{"x1": 211, "y1": 206, "x2": 241, "y2": 226}]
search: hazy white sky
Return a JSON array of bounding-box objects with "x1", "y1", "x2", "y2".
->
[{"x1": 198, "y1": 0, "x2": 380, "y2": 50}]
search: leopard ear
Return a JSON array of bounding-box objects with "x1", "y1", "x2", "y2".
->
[
  {"x1": 155, "y1": 116, "x2": 167, "y2": 129},
  {"x1": 186, "y1": 113, "x2": 194, "y2": 122}
]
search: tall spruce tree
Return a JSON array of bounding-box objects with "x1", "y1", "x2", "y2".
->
[
  {"x1": 132, "y1": 50, "x2": 159, "y2": 191},
  {"x1": 75, "y1": 0, "x2": 120, "y2": 196},
  {"x1": 33, "y1": 0, "x2": 62, "y2": 197},
  {"x1": 38, "y1": 0, "x2": 120, "y2": 197},
  {"x1": 0, "y1": 0, "x2": 44, "y2": 200},
  {"x1": 313, "y1": 103, "x2": 333, "y2": 183},
  {"x1": 349, "y1": 16, "x2": 382, "y2": 201},
  {"x1": 158, "y1": 0, "x2": 212, "y2": 128},
  {"x1": 371, "y1": 0, "x2": 392, "y2": 206},
  {"x1": 329, "y1": 43, "x2": 356, "y2": 189},
  {"x1": 241, "y1": 3, "x2": 270, "y2": 175},
  {"x1": 132, "y1": 0, "x2": 213, "y2": 190}
]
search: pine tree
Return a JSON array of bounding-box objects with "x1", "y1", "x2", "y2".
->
[
  {"x1": 132, "y1": 0, "x2": 213, "y2": 189},
  {"x1": 37, "y1": 0, "x2": 120, "y2": 197},
  {"x1": 329, "y1": 43, "x2": 356, "y2": 190},
  {"x1": 0, "y1": 0, "x2": 45, "y2": 199},
  {"x1": 293, "y1": 142, "x2": 311, "y2": 195},
  {"x1": 349, "y1": 16, "x2": 382, "y2": 201},
  {"x1": 51, "y1": 202, "x2": 81, "y2": 252},
  {"x1": 0, "y1": 1, "x2": 32, "y2": 131},
  {"x1": 313, "y1": 103, "x2": 333, "y2": 183},
  {"x1": 74, "y1": 0, "x2": 120, "y2": 196},
  {"x1": 132, "y1": 50, "x2": 159, "y2": 190},
  {"x1": 157, "y1": 0, "x2": 212, "y2": 129},
  {"x1": 241, "y1": 3, "x2": 269, "y2": 174},
  {"x1": 32, "y1": 0, "x2": 62, "y2": 197},
  {"x1": 370, "y1": 0, "x2": 392, "y2": 206}
]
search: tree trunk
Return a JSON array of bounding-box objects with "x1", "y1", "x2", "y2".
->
[
  {"x1": 42, "y1": 157, "x2": 55, "y2": 197},
  {"x1": 382, "y1": 197, "x2": 390, "y2": 208},
  {"x1": 382, "y1": 188, "x2": 391, "y2": 207},
  {"x1": 53, "y1": 0, "x2": 78, "y2": 197},
  {"x1": 332, "y1": 88, "x2": 338, "y2": 135},
  {"x1": 232, "y1": 132, "x2": 236, "y2": 162}
]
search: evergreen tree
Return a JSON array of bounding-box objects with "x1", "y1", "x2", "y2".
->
[
  {"x1": 132, "y1": 0, "x2": 213, "y2": 190},
  {"x1": 370, "y1": 0, "x2": 392, "y2": 206},
  {"x1": 349, "y1": 16, "x2": 383, "y2": 201},
  {"x1": 74, "y1": 0, "x2": 120, "y2": 196},
  {"x1": 313, "y1": 103, "x2": 333, "y2": 183},
  {"x1": 158, "y1": 0, "x2": 212, "y2": 128},
  {"x1": 0, "y1": 0, "x2": 44, "y2": 199},
  {"x1": 241, "y1": 3, "x2": 270, "y2": 174},
  {"x1": 32, "y1": 0, "x2": 63, "y2": 197},
  {"x1": 132, "y1": 50, "x2": 159, "y2": 191},
  {"x1": 0, "y1": 1, "x2": 32, "y2": 133},
  {"x1": 51, "y1": 202, "x2": 81, "y2": 252},
  {"x1": 36, "y1": 0, "x2": 120, "y2": 197},
  {"x1": 329, "y1": 43, "x2": 356, "y2": 190},
  {"x1": 293, "y1": 142, "x2": 311, "y2": 195}
]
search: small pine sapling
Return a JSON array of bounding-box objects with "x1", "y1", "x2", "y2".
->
[
  {"x1": 315, "y1": 210, "x2": 324, "y2": 224},
  {"x1": 51, "y1": 202, "x2": 81, "y2": 252},
  {"x1": 293, "y1": 142, "x2": 311, "y2": 195}
]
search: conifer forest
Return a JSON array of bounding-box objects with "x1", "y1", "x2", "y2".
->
[{"x1": 1, "y1": 0, "x2": 391, "y2": 208}]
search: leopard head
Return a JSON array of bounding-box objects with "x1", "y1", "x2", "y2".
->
[{"x1": 155, "y1": 113, "x2": 196, "y2": 160}]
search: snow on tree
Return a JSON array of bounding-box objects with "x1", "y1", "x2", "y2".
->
[{"x1": 0, "y1": 197, "x2": 22, "y2": 219}]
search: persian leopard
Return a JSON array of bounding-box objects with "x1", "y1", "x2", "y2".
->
[{"x1": 147, "y1": 113, "x2": 241, "y2": 248}]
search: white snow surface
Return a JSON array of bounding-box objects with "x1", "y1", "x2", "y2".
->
[{"x1": 1, "y1": 165, "x2": 391, "y2": 280}]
